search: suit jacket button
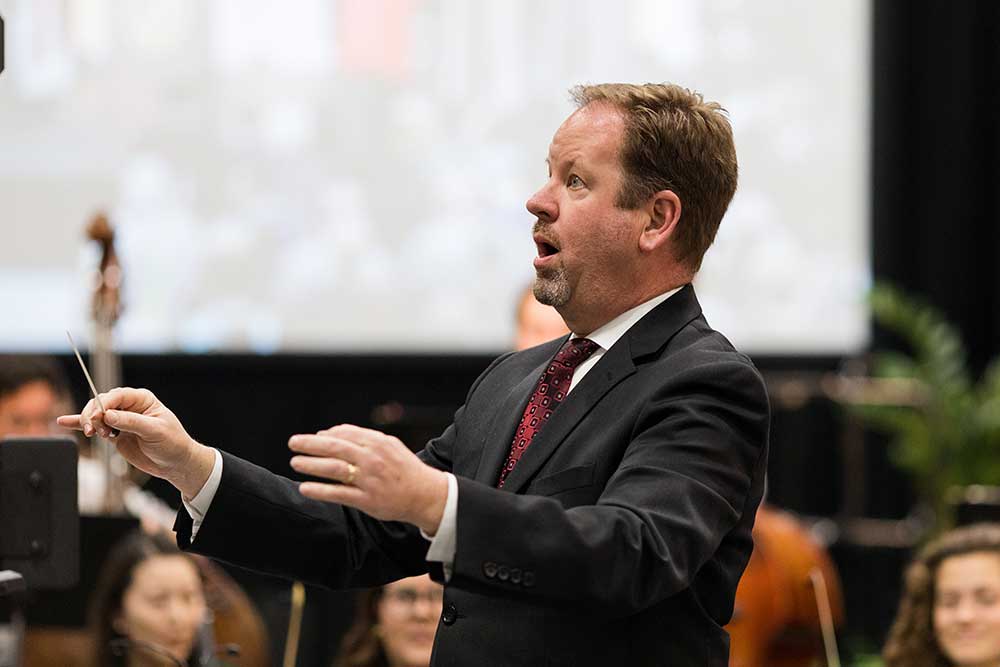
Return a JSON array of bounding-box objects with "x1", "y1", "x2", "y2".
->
[
  {"x1": 441, "y1": 603, "x2": 458, "y2": 625},
  {"x1": 510, "y1": 567, "x2": 522, "y2": 584},
  {"x1": 522, "y1": 570, "x2": 536, "y2": 588},
  {"x1": 483, "y1": 561, "x2": 498, "y2": 578},
  {"x1": 497, "y1": 565, "x2": 510, "y2": 581}
]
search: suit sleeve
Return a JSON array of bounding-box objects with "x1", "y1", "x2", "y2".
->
[
  {"x1": 172, "y1": 351, "x2": 516, "y2": 589},
  {"x1": 447, "y1": 356, "x2": 770, "y2": 617},
  {"x1": 173, "y1": 452, "x2": 431, "y2": 588}
]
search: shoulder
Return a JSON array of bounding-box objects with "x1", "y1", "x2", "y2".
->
[
  {"x1": 668, "y1": 314, "x2": 759, "y2": 373},
  {"x1": 635, "y1": 311, "x2": 769, "y2": 415},
  {"x1": 479, "y1": 337, "x2": 564, "y2": 383}
]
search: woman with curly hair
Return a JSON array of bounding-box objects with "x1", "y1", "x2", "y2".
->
[{"x1": 884, "y1": 522, "x2": 1000, "y2": 667}]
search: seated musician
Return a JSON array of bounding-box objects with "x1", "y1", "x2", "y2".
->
[
  {"x1": 883, "y1": 522, "x2": 1000, "y2": 667},
  {"x1": 0, "y1": 354, "x2": 175, "y2": 526},
  {"x1": 512, "y1": 284, "x2": 569, "y2": 351},
  {"x1": 89, "y1": 530, "x2": 217, "y2": 667},
  {"x1": 335, "y1": 574, "x2": 443, "y2": 667},
  {"x1": 0, "y1": 354, "x2": 73, "y2": 440}
]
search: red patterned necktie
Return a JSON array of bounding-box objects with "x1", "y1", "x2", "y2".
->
[{"x1": 497, "y1": 337, "x2": 600, "y2": 488}]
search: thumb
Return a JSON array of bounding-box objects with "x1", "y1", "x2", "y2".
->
[{"x1": 103, "y1": 409, "x2": 162, "y2": 438}]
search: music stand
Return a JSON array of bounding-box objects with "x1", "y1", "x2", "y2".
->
[
  {"x1": 25, "y1": 514, "x2": 139, "y2": 627},
  {"x1": 0, "y1": 437, "x2": 80, "y2": 666}
]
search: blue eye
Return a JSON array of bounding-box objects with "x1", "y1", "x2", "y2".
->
[{"x1": 568, "y1": 175, "x2": 584, "y2": 188}]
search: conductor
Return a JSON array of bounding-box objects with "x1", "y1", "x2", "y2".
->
[{"x1": 61, "y1": 83, "x2": 770, "y2": 666}]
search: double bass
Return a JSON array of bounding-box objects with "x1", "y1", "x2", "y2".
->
[
  {"x1": 86, "y1": 213, "x2": 128, "y2": 513},
  {"x1": 22, "y1": 212, "x2": 269, "y2": 666}
]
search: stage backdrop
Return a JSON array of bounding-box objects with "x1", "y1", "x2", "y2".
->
[{"x1": 0, "y1": 0, "x2": 869, "y2": 354}]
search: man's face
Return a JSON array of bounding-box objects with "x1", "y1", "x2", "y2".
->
[
  {"x1": 0, "y1": 381, "x2": 63, "y2": 439},
  {"x1": 527, "y1": 103, "x2": 647, "y2": 331}
]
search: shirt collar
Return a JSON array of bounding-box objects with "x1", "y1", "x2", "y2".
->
[{"x1": 571, "y1": 287, "x2": 683, "y2": 352}]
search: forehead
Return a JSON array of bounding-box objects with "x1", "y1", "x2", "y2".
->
[
  {"x1": 548, "y1": 103, "x2": 625, "y2": 166},
  {"x1": 0, "y1": 381, "x2": 58, "y2": 411},
  {"x1": 130, "y1": 554, "x2": 200, "y2": 591},
  {"x1": 384, "y1": 574, "x2": 436, "y2": 592},
  {"x1": 936, "y1": 552, "x2": 1000, "y2": 589}
]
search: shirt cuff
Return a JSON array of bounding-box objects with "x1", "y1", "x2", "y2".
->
[
  {"x1": 181, "y1": 448, "x2": 223, "y2": 541},
  {"x1": 422, "y1": 472, "x2": 458, "y2": 580}
]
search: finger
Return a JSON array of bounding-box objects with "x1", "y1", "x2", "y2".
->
[
  {"x1": 88, "y1": 410, "x2": 117, "y2": 439},
  {"x1": 101, "y1": 387, "x2": 159, "y2": 413},
  {"x1": 80, "y1": 397, "x2": 118, "y2": 437},
  {"x1": 56, "y1": 414, "x2": 83, "y2": 430},
  {"x1": 84, "y1": 388, "x2": 157, "y2": 439},
  {"x1": 288, "y1": 434, "x2": 365, "y2": 462},
  {"x1": 78, "y1": 398, "x2": 101, "y2": 436},
  {"x1": 298, "y1": 481, "x2": 367, "y2": 507},
  {"x1": 321, "y1": 424, "x2": 390, "y2": 446},
  {"x1": 103, "y1": 409, "x2": 163, "y2": 439},
  {"x1": 290, "y1": 456, "x2": 358, "y2": 484}
]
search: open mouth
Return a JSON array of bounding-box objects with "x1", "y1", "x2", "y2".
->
[{"x1": 535, "y1": 238, "x2": 560, "y2": 258}]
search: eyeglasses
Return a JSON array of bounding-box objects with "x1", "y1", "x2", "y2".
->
[{"x1": 381, "y1": 587, "x2": 444, "y2": 607}]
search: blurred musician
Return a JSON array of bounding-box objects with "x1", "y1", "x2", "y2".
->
[
  {"x1": 0, "y1": 354, "x2": 73, "y2": 440},
  {"x1": 90, "y1": 530, "x2": 217, "y2": 667},
  {"x1": 512, "y1": 284, "x2": 570, "y2": 352}
]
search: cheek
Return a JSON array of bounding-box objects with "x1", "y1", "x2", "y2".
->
[
  {"x1": 968, "y1": 612, "x2": 1000, "y2": 665},
  {"x1": 183, "y1": 599, "x2": 207, "y2": 632},
  {"x1": 376, "y1": 617, "x2": 410, "y2": 660},
  {"x1": 121, "y1": 599, "x2": 162, "y2": 640},
  {"x1": 376, "y1": 604, "x2": 407, "y2": 640},
  {"x1": 986, "y1": 605, "x2": 1000, "y2": 634},
  {"x1": 932, "y1": 606, "x2": 949, "y2": 633}
]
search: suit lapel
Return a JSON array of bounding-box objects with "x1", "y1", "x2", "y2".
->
[
  {"x1": 495, "y1": 284, "x2": 705, "y2": 494},
  {"x1": 500, "y1": 340, "x2": 636, "y2": 494},
  {"x1": 471, "y1": 354, "x2": 553, "y2": 486}
]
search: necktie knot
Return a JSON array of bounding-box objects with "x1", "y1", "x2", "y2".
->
[{"x1": 552, "y1": 337, "x2": 600, "y2": 370}]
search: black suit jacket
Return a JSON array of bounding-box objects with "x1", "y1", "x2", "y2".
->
[{"x1": 175, "y1": 285, "x2": 770, "y2": 666}]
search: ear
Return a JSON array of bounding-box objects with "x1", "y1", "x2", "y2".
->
[
  {"x1": 638, "y1": 190, "x2": 682, "y2": 254},
  {"x1": 112, "y1": 615, "x2": 128, "y2": 635}
]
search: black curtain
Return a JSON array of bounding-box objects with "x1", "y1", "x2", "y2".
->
[{"x1": 872, "y1": 0, "x2": 1000, "y2": 374}]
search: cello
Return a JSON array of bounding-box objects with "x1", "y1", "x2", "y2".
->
[{"x1": 727, "y1": 504, "x2": 845, "y2": 667}]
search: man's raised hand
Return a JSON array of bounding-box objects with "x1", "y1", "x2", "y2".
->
[
  {"x1": 289, "y1": 424, "x2": 448, "y2": 535},
  {"x1": 57, "y1": 387, "x2": 216, "y2": 500}
]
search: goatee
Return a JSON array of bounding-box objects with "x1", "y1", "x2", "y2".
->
[{"x1": 533, "y1": 269, "x2": 571, "y2": 307}]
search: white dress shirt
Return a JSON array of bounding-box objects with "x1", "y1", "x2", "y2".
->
[{"x1": 184, "y1": 287, "x2": 682, "y2": 578}]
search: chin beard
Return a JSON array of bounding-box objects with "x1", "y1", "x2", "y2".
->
[{"x1": 533, "y1": 270, "x2": 571, "y2": 307}]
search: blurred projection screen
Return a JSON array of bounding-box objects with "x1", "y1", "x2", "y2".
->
[{"x1": 0, "y1": 0, "x2": 869, "y2": 354}]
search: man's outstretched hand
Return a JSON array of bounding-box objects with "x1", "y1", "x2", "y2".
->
[
  {"x1": 57, "y1": 388, "x2": 216, "y2": 500},
  {"x1": 289, "y1": 424, "x2": 449, "y2": 536}
]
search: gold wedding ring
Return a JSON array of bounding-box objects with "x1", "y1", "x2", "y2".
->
[{"x1": 345, "y1": 463, "x2": 358, "y2": 486}]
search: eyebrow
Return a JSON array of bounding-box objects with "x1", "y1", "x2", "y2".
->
[
  {"x1": 939, "y1": 586, "x2": 1000, "y2": 596},
  {"x1": 544, "y1": 157, "x2": 579, "y2": 172}
]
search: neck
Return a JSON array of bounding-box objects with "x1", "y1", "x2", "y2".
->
[{"x1": 560, "y1": 281, "x2": 686, "y2": 336}]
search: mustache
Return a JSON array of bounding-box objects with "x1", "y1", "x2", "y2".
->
[{"x1": 532, "y1": 221, "x2": 557, "y2": 244}]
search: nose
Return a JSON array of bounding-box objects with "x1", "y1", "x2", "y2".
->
[
  {"x1": 412, "y1": 596, "x2": 440, "y2": 621},
  {"x1": 526, "y1": 182, "x2": 557, "y2": 223},
  {"x1": 165, "y1": 598, "x2": 199, "y2": 630},
  {"x1": 953, "y1": 600, "x2": 977, "y2": 623}
]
